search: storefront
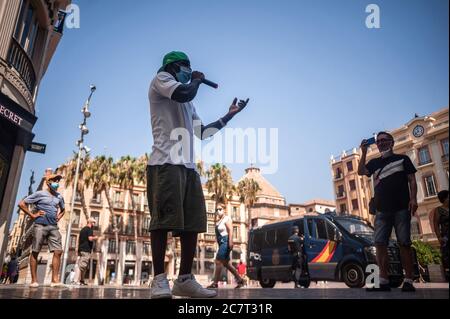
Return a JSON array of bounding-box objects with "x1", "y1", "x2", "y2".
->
[{"x1": 0, "y1": 92, "x2": 37, "y2": 264}]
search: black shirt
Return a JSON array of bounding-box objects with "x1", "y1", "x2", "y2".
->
[
  {"x1": 78, "y1": 226, "x2": 94, "y2": 253},
  {"x1": 366, "y1": 154, "x2": 417, "y2": 213}
]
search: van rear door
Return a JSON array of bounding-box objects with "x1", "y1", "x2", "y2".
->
[{"x1": 305, "y1": 217, "x2": 342, "y2": 280}]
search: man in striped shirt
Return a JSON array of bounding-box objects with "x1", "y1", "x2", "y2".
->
[{"x1": 358, "y1": 131, "x2": 418, "y2": 292}]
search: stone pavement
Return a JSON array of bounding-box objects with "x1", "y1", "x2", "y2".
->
[{"x1": 0, "y1": 282, "x2": 448, "y2": 299}]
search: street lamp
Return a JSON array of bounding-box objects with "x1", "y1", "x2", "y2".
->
[{"x1": 61, "y1": 85, "x2": 96, "y2": 283}]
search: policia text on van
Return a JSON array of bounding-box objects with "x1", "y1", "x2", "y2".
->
[{"x1": 247, "y1": 212, "x2": 419, "y2": 288}]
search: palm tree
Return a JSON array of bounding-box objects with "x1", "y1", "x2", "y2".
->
[
  {"x1": 61, "y1": 152, "x2": 92, "y2": 222},
  {"x1": 196, "y1": 159, "x2": 206, "y2": 178},
  {"x1": 135, "y1": 154, "x2": 148, "y2": 238},
  {"x1": 236, "y1": 178, "x2": 261, "y2": 229},
  {"x1": 115, "y1": 155, "x2": 142, "y2": 284},
  {"x1": 205, "y1": 163, "x2": 234, "y2": 208},
  {"x1": 89, "y1": 155, "x2": 119, "y2": 281}
]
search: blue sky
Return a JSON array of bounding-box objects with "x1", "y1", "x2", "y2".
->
[{"x1": 11, "y1": 0, "x2": 449, "y2": 225}]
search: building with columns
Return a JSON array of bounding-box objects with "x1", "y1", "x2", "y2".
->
[
  {"x1": 0, "y1": 0, "x2": 70, "y2": 266},
  {"x1": 330, "y1": 107, "x2": 449, "y2": 245}
]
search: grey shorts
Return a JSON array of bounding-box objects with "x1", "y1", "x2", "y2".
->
[
  {"x1": 77, "y1": 252, "x2": 90, "y2": 273},
  {"x1": 32, "y1": 224, "x2": 62, "y2": 253},
  {"x1": 374, "y1": 209, "x2": 412, "y2": 246},
  {"x1": 147, "y1": 164, "x2": 207, "y2": 233}
]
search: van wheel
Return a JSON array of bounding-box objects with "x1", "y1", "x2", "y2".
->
[
  {"x1": 342, "y1": 263, "x2": 365, "y2": 288},
  {"x1": 259, "y1": 278, "x2": 276, "y2": 288}
]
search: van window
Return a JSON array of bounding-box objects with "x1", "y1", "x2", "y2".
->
[
  {"x1": 264, "y1": 229, "x2": 276, "y2": 248},
  {"x1": 276, "y1": 227, "x2": 290, "y2": 246},
  {"x1": 293, "y1": 220, "x2": 305, "y2": 236},
  {"x1": 326, "y1": 221, "x2": 337, "y2": 241},
  {"x1": 252, "y1": 232, "x2": 264, "y2": 251},
  {"x1": 315, "y1": 219, "x2": 328, "y2": 240},
  {"x1": 307, "y1": 219, "x2": 315, "y2": 237}
]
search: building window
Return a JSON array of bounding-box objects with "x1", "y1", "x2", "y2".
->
[
  {"x1": 72, "y1": 210, "x2": 80, "y2": 228},
  {"x1": 423, "y1": 175, "x2": 437, "y2": 197},
  {"x1": 337, "y1": 185, "x2": 345, "y2": 197},
  {"x1": 132, "y1": 193, "x2": 140, "y2": 209},
  {"x1": 126, "y1": 216, "x2": 135, "y2": 235},
  {"x1": 143, "y1": 242, "x2": 151, "y2": 256},
  {"x1": 346, "y1": 161, "x2": 354, "y2": 172},
  {"x1": 108, "y1": 240, "x2": 117, "y2": 254},
  {"x1": 69, "y1": 235, "x2": 77, "y2": 250},
  {"x1": 233, "y1": 226, "x2": 239, "y2": 241},
  {"x1": 351, "y1": 199, "x2": 359, "y2": 211},
  {"x1": 207, "y1": 222, "x2": 215, "y2": 235},
  {"x1": 232, "y1": 206, "x2": 239, "y2": 220},
  {"x1": 142, "y1": 216, "x2": 151, "y2": 235},
  {"x1": 91, "y1": 192, "x2": 101, "y2": 204},
  {"x1": 335, "y1": 167, "x2": 342, "y2": 179},
  {"x1": 339, "y1": 204, "x2": 347, "y2": 214},
  {"x1": 91, "y1": 211, "x2": 100, "y2": 230},
  {"x1": 418, "y1": 146, "x2": 432, "y2": 165},
  {"x1": 349, "y1": 180, "x2": 356, "y2": 191},
  {"x1": 441, "y1": 138, "x2": 449, "y2": 161},
  {"x1": 126, "y1": 241, "x2": 136, "y2": 255},
  {"x1": 206, "y1": 202, "x2": 215, "y2": 213},
  {"x1": 13, "y1": 0, "x2": 41, "y2": 57}
]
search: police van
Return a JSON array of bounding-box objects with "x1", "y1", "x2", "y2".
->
[{"x1": 247, "y1": 212, "x2": 419, "y2": 288}]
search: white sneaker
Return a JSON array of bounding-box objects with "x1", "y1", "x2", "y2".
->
[
  {"x1": 150, "y1": 273, "x2": 172, "y2": 299},
  {"x1": 50, "y1": 282, "x2": 66, "y2": 288},
  {"x1": 172, "y1": 274, "x2": 217, "y2": 298},
  {"x1": 29, "y1": 282, "x2": 39, "y2": 288}
]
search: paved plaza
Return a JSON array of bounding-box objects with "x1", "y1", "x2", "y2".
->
[{"x1": 0, "y1": 282, "x2": 447, "y2": 299}]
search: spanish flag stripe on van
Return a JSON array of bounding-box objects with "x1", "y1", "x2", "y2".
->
[{"x1": 311, "y1": 241, "x2": 337, "y2": 263}]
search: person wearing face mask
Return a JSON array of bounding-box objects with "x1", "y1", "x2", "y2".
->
[
  {"x1": 207, "y1": 203, "x2": 245, "y2": 289},
  {"x1": 147, "y1": 51, "x2": 249, "y2": 299},
  {"x1": 358, "y1": 131, "x2": 418, "y2": 292},
  {"x1": 18, "y1": 174, "x2": 66, "y2": 288}
]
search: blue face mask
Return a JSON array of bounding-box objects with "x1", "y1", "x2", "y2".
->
[
  {"x1": 50, "y1": 182, "x2": 59, "y2": 191},
  {"x1": 176, "y1": 66, "x2": 192, "y2": 84}
]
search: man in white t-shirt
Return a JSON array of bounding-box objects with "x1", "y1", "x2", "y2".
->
[{"x1": 147, "y1": 51, "x2": 249, "y2": 299}]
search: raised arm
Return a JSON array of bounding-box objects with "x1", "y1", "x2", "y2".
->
[
  {"x1": 172, "y1": 77, "x2": 203, "y2": 103},
  {"x1": 195, "y1": 98, "x2": 250, "y2": 140},
  {"x1": 357, "y1": 139, "x2": 370, "y2": 176}
]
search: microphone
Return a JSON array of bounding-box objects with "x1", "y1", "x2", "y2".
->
[{"x1": 202, "y1": 79, "x2": 219, "y2": 89}]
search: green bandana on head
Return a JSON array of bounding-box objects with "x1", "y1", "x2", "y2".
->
[{"x1": 158, "y1": 51, "x2": 190, "y2": 73}]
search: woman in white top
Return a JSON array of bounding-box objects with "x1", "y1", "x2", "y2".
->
[{"x1": 208, "y1": 202, "x2": 244, "y2": 289}]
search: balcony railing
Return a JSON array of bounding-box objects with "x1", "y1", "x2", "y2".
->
[
  {"x1": 204, "y1": 234, "x2": 216, "y2": 242},
  {"x1": 7, "y1": 38, "x2": 37, "y2": 92},
  {"x1": 114, "y1": 201, "x2": 124, "y2": 209},
  {"x1": 90, "y1": 198, "x2": 103, "y2": 206},
  {"x1": 442, "y1": 154, "x2": 449, "y2": 163},
  {"x1": 336, "y1": 192, "x2": 346, "y2": 199}
]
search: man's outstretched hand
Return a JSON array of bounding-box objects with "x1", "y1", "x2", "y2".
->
[{"x1": 228, "y1": 98, "x2": 249, "y2": 117}]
